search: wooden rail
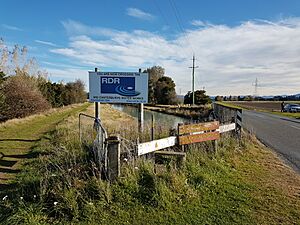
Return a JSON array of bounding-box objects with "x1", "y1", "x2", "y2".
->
[
  {"x1": 178, "y1": 121, "x2": 219, "y2": 145},
  {"x1": 138, "y1": 122, "x2": 236, "y2": 156}
]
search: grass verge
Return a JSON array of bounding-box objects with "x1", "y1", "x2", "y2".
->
[{"x1": 0, "y1": 103, "x2": 90, "y2": 185}]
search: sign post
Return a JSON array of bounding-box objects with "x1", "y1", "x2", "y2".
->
[
  {"x1": 137, "y1": 68, "x2": 144, "y2": 136},
  {"x1": 94, "y1": 68, "x2": 99, "y2": 120}
]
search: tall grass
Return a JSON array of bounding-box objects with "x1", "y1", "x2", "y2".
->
[{"x1": 1, "y1": 109, "x2": 299, "y2": 224}]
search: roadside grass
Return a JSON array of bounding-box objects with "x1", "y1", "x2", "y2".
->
[
  {"x1": 215, "y1": 101, "x2": 244, "y2": 110},
  {"x1": 0, "y1": 104, "x2": 299, "y2": 224}
]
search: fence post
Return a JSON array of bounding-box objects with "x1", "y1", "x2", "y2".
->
[
  {"x1": 213, "y1": 140, "x2": 218, "y2": 153},
  {"x1": 178, "y1": 123, "x2": 185, "y2": 152},
  {"x1": 236, "y1": 109, "x2": 242, "y2": 137},
  {"x1": 107, "y1": 136, "x2": 120, "y2": 182},
  {"x1": 151, "y1": 114, "x2": 155, "y2": 141}
]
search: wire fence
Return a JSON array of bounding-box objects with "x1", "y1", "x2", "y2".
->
[{"x1": 79, "y1": 113, "x2": 107, "y2": 173}]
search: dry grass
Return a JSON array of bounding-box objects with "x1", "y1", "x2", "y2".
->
[
  {"x1": 228, "y1": 133, "x2": 300, "y2": 224},
  {"x1": 0, "y1": 103, "x2": 90, "y2": 185},
  {"x1": 1, "y1": 103, "x2": 300, "y2": 224},
  {"x1": 0, "y1": 103, "x2": 86, "y2": 129}
]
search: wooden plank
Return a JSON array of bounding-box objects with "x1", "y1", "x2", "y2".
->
[
  {"x1": 138, "y1": 136, "x2": 177, "y2": 156},
  {"x1": 178, "y1": 131, "x2": 220, "y2": 145},
  {"x1": 178, "y1": 121, "x2": 219, "y2": 135},
  {"x1": 219, "y1": 123, "x2": 236, "y2": 133}
]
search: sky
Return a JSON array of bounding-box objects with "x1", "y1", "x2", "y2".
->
[{"x1": 1, "y1": 0, "x2": 300, "y2": 96}]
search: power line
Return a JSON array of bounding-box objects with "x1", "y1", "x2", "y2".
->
[
  {"x1": 168, "y1": 0, "x2": 194, "y2": 54},
  {"x1": 152, "y1": 0, "x2": 171, "y2": 28},
  {"x1": 168, "y1": 0, "x2": 185, "y2": 33},
  {"x1": 152, "y1": 0, "x2": 198, "y2": 95}
]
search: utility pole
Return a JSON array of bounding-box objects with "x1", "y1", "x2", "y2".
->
[
  {"x1": 253, "y1": 77, "x2": 258, "y2": 98},
  {"x1": 189, "y1": 54, "x2": 198, "y2": 105}
]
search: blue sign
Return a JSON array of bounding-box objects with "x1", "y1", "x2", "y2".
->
[
  {"x1": 89, "y1": 71, "x2": 148, "y2": 103},
  {"x1": 100, "y1": 76, "x2": 140, "y2": 96}
]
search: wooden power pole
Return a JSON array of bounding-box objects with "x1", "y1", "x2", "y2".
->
[{"x1": 189, "y1": 54, "x2": 198, "y2": 105}]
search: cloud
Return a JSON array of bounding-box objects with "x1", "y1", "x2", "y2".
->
[
  {"x1": 126, "y1": 8, "x2": 155, "y2": 21},
  {"x1": 1, "y1": 24, "x2": 23, "y2": 31},
  {"x1": 46, "y1": 67, "x2": 87, "y2": 82},
  {"x1": 190, "y1": 20, "x2": 212, "y2": 27},
  {"x1": 61, "y1": 19, "x2": 123, "y2": 37},
  {"x1": 35, "y1": 40, "x2": 57, "y2": 47},
  {"x1": 50, "y1": 18, "x2": 300, "y2": 96}
]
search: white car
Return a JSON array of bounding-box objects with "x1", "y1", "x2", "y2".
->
[{"x1": 283, "y1": 104, "x2": 300, "y2": 113}]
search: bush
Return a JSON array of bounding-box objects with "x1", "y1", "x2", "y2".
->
[{"x1": 0, "y1": 74, "x2": 50, "y2": 121}]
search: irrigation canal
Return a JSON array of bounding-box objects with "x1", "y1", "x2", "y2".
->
[{"x1": 112, "y1": 104, "x2": 191, "y2": 129}]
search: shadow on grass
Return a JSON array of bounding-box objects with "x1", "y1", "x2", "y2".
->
[
  {"x1": 1, "y1": 152, "x2": 39, "y2": 160},
  {"x1": 0, "y1": 138, "x2": 41, "y2": 142},
  {"x1": 0, "y1": 159, "x2": 17, "y2": 167},
  {"x1": 0, "y1": 168, "x2": 20, "y2": 174}
]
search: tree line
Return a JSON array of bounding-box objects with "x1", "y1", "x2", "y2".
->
[
  {"x1": 214, "y1": 94, "x2": 300, "y2": 101},
  {"x1": 144, "y1": 66, "x2": 211, "y2": 105},
  {"x1": 0, "y1": 39, "x2": 86, "y2": 122},
  {"x1": 0, "y1": 39, "x2": 212, "y2": 122}
]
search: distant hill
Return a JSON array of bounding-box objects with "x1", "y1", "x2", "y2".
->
[{"x1": 208, "y1": 93, "x2": 300, "y2": 101}]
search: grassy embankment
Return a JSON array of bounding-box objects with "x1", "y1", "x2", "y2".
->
[
  {"x1": 0, "y1": 104, "x2": 300, "y2": 224},
  {"x1": 216, "y1": 101, "x2": 300, "y2": 119},
  {"x1": 0, "y1": 103, "x2": 90, "y2": 186}
]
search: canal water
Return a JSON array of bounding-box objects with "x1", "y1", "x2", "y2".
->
[{"x1": 112, "y1": 104, "x2": 191, "y2": 129}]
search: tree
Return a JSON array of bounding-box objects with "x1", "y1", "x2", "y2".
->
[
  {"x1": 0, "y1": 39, "x2": 87, "y2": 121},
  {"x1": 244, "y1": 95, "x2": 254, "y2": 101},
  {"x1": 154, "y1": 76, "x2": 177, "y2": 105},
  {"x1": 238, "y1": 96, "x2": 244, "y2": 101},
  {"x1": 215, "y1": 95, "x2": 223, "y2": 101},
  {"x1": 0, "y1": 74, "x2": 50, "y2": 121},
  {"x1": 0, "y1": 71, "x2": 6, "y2": 109},
  {"x1": 38, "y1": 80, "x2": 65, "y2": 107},
  {"x1": 184, "y1": 90, "x2": 211, "y2": 105},
  {"x1": 62, "y1": 80, "x2": 86, "y2": 105},
  {"x1": 143, "y1": 66, "x2": 164, "y2": 104}
]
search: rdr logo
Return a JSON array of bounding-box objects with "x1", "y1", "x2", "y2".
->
[{"x1": 100, "y1": 76, "x2": 140, "y2": 96}]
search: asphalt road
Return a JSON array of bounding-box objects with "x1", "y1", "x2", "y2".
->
[{"x1": 243, "y1": 110, "x2": 300, "y2": 172}]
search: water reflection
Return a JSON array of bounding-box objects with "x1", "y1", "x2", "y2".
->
[{"x1": 112, "y1": 104, "x2": 191, "y2": 129}]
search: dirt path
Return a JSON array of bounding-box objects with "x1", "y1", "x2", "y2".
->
[{"x1": 0, "y1": 103, "x2": 89, "y2": 189}]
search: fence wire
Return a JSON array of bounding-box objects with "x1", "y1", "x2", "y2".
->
[
  {"x1": 79, "y1": 113, "x2": 108, "y2": 173},
  {"x1": 119, "y1": 136, "x2": 137, "y2": 163}
]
